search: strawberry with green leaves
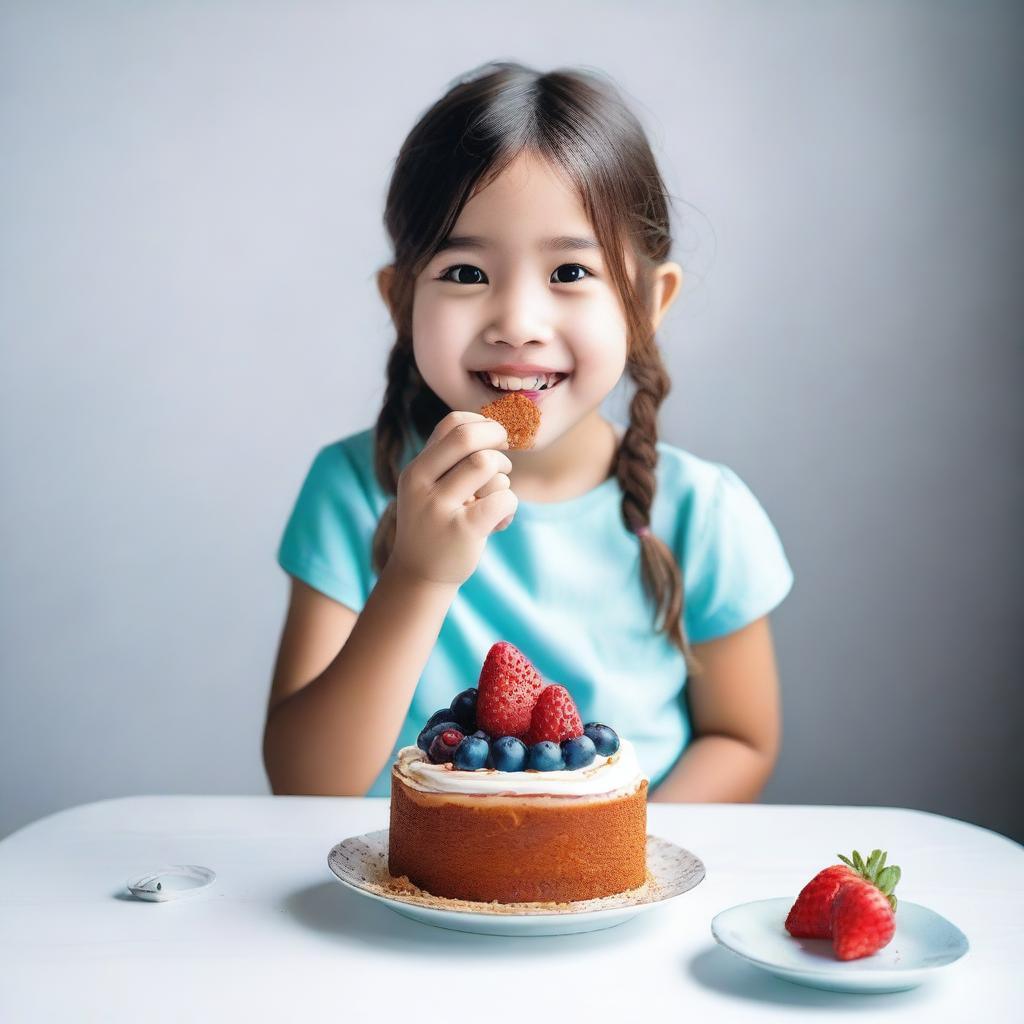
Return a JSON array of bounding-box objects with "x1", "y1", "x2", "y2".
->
[{"x1": 785, "y1": 849, "x2": 900, "y2": 960}]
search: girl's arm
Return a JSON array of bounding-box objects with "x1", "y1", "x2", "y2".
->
[
  {"x1": 263, "y1": 569, "x2": 458, "y2": 796},
  {"x1": 263, "y1": 411, "x2": 515, "y2": 797},
  {"x1": 649, "y1": 615, "x2": 781, "y2": 803}
]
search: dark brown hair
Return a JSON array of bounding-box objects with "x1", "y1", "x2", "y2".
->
[{"x1": 372, "y1": 60, "x2": 694, "y2": 664}]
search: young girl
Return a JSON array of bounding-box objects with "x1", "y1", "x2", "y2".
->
[{"x1": 263, "y1": 61, "x2": 793, "y2": 803}]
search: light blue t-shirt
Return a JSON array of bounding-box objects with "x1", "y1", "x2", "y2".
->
[{"x1": 277, "y1": 425, "x2": 794, "y2": 796}]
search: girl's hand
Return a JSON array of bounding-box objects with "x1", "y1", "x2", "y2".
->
[{"x1": 388, "y1": 411, "x2": 517, "y2": 587}]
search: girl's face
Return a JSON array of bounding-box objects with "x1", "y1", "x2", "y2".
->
[{"x1": 411, "y1": 150, "x2": 634, "y2": 450}]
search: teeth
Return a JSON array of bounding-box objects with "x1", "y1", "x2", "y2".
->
[{"x1": 481, "y1": 372, "x2": 562, "y2": 391}]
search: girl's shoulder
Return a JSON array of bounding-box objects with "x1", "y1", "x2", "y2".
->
[
  {"x1": 652, "y1": 442, "x2": 793, "y2": 641},
  {"x1": 611, "y1": 421, "x2": 736, "y2": 504},
  {"x1": 298, "y1": 426, "x2": 385, "y2": 510},
  {"x1": 652, "y1": 439, "x2": 781, "y2": 546},
  {"x1": 654, "y1": 438, "x2": 739, "y2": 506},
  {"x1": 317, "y1": 425, "x2": 376, "y2": 466}
]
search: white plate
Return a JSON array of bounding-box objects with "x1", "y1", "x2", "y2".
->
[
  {"x1": 327, "y1": 828, "x2": 704, "y2": 936},
  {"x1": 711, "y1": 897, "x2": 969, "y2": 993}
]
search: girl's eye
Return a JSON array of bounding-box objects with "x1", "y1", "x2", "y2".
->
[
  {"x1": 436, "y1": 264, "x2": 592, "y2": 286},
  {"x1": 438, "y1": 264, "x2": 487, "y2": 285},
  {"x1": 552, "y1": 264, "x2": 591, "y2": 284}
]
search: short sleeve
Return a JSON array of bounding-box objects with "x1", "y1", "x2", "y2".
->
[
  {"x1": 682, "y1": 465, "x2": 794, "y2": 644},
  {"x1": 276, "y1": 442, "x2": 381, "y2": 612}
]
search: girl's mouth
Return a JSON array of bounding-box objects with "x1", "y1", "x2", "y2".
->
[{"x1": 472, "y1": 370, "x2": 570, "y2": 400}]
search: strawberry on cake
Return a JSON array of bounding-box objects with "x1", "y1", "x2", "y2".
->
[{"x1": 388, "y1": 642, "x2": 649, "y2": 904}]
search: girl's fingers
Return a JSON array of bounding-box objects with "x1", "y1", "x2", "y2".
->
[
  {"x1": 435, "y1": 449, "x2": 512, "y2": 506},
  {"x1": 424, "y1": 409, "x2": 487, "y2": 447},
  {"x1": 415, "y1": 416, "x2": 509, "y2": 486},
  {"x1": 463, "y1": 486, "x2": 518, "y2": 534},
  {"x1": 471, "y1": 472, "x2": 511, "y2": 502}
]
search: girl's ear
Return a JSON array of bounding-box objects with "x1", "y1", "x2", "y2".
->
[
  {"x1": 651, "y1": 261, "x2": 684, "y2": 330},
  {"x1": 377, "y1": 264, "x2": 397, "y2": 319}
]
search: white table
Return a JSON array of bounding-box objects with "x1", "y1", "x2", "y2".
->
[{"x1": 0, "y1": 797, "x2": 1019, "y2": 1022}]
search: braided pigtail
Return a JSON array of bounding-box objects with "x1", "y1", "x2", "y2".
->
[
  {"x1": 371, "y1": 268, "x2": 450, "y2": 576},
  {"x1": 369, "y1": 341, "x2": 411, "y2": 576},
  {"x1": 616, "y1": 346, "x2": 698, "y2": 671}
]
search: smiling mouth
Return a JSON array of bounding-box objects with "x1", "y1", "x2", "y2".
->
[{"x1": 472, "y1": 371, "x2": 570, "y2": 395}]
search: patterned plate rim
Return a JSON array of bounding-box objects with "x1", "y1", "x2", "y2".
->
[{"x1": 327, "y1": 828, "x2": 705, "y2": 918}]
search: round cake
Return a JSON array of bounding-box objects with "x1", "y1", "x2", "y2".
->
[
  {"x1": 386, "y1": 640, "x2": 650, "y2": 904},
  {"x1": 388, "y1": 738, "x2": 649, "y2": 903}
]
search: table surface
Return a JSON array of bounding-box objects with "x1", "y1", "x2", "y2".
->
[{"x1": 0, "y1": 796, "x2": 1020, "y2": 1022}]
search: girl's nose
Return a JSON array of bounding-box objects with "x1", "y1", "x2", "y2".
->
[{"x1": 482, "y1": 274, "x2": 555, "y2": 348}]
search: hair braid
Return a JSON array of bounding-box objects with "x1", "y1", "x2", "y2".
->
[
  {"x1": 371, "y1": 264, "x2": 450, "y2": 576},
  {"x1": 616, "y1": 346, "x2": 697, "y2": 669},
  {"x1": 370, "y1": 340, "x2": 412, "y2": 576}
]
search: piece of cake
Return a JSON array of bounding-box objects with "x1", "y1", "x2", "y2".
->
[
  {"x1": 387, "y1": 641, "x2": 649, "y2": 904},
  {"x1": 480, "y1": 391, "x2": 540, "y2": 449}
]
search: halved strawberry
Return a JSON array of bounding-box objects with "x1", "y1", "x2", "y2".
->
[
  {"x1": 522, "y1": 684, "x2": 583, "y2": 745},
  {"x1": 475, "y1": 641, "x2": 544, "y2": 738}
]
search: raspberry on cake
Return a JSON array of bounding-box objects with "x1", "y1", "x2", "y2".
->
[
  {"x1": 480, "y1": 391, "x2": 540, "y2": 449},
  {"x1": 389, "y1": 641, "x2": 649, "y2": 904}
]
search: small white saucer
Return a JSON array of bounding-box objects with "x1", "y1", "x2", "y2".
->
[
  {"x1": 126, "y1": 865, "x2": 216, "y2": 902},
  {"x1": 328, "y1": 829, "x2": 704, "y2": 936},
  {"x1": 711, "y1": 897, "x2": 969, "y2": 993}
]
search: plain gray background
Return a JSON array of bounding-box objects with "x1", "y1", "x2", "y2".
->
[{"x1": 2, "y1": 1, "x2": 1021, "y2": 843}]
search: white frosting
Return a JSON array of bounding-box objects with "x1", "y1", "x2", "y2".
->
[{"x1": 394, "y1": 738, "x2": 647, "y2": 797}]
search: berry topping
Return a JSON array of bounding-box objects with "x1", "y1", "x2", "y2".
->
[
  {"x1": 583, "y1": 722, "x2": 620, "y2": 756},
  {"x1": 453, "y1": 735, "x2": 490, "y2": 771},
  {"x1": 425, "y1": 707, "x2": 457, "y2": 730},
  {"x1": 476, "y1": 641, "x2": 544, "y2": 738},
  {"x1": 523, "y1": 684, "x2": 583, "y2": 745},
  {"x1": 526, "y1": 740, "x2": 565, "y2": 771},
  {"x1": 487, "y1": 735, "x2": 528, "y2": 772},
  {"x1": 427, "y1": 728, "x2": 464, "y2": 764},
  {"x1": 417, "y1": 720, "x2": 461, "y2": 752},
  {"x1": 784, "y1": 849, "x2": 901, "y2": 956},
  {"x1": 449, "y1": 688, "x2": 478, "y2": 731},
  {"x1": 560, "y1": 734, "x2": 597, "y2": 770}
]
